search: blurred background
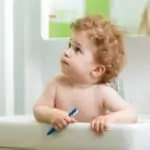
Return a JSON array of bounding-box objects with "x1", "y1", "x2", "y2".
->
[{"x1": 0, "y1": 0, "x2": 150, "y2": 116}]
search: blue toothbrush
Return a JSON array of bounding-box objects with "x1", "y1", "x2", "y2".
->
[{"x1": 47, "y1": 108, "x2": 78, "y2": 136}]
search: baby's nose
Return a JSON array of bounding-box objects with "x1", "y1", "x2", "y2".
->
[{"x1": 64, "y1": 49, "x2": 71, "y2": 57}]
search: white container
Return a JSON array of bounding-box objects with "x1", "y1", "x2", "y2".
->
[{"x1": 0, "y1": 115, "x2": 150, "y2": 150}]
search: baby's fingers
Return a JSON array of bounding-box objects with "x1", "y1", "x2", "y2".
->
[
  {"x1": 64, "y1": 116, "x2": 72, "y2": 123},
  {"x1": 91, "y1": 119, "x2": 107, "y2": 134},
  {"x1": 91, "y1": 119, "x2": 101, "y2": 133},
  {"x1": 99, "y1": 119, "x2": 107, "y2": 134},
  {"x1": 70, "y1": 117, "x2": 77, "y2": 123},
  {"x1": 64, "y1": 116, "x2": 76, "y2": 123},
  {"x1": 91, "y1": 119, "x2": 96, "y2": 131},
  {"x1": 54, "y1": 119, "x2": 68, "y2": 130}
]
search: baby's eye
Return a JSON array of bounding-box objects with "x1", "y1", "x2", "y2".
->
[
  {"x1": 74, "y1": 47, "x2": 82, "y2": 53},
  {"x1": 68, "y1": 42, "x2": 71, "y2": 48}
]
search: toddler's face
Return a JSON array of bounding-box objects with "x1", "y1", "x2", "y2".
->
[{"x1": 60, "y1": 31, "x2": 97, "y2": 82}]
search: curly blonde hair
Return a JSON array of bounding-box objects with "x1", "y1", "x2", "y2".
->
[{"x1": 70, "y1": 15, "x2": 126, "y2": 83}]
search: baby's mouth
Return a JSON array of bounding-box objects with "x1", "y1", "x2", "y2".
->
[{"x1": 61, "y1": 59, "x2": 68, "y2": 65}]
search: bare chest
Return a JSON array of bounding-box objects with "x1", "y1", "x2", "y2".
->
[{"x1": 55, "y1": 86, "x2": 103, "y2": 122}]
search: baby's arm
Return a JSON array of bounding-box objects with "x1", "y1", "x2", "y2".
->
[
  {"x1": 33, "y1": 78, "x2": 58, "y2": 124},
  {"x1": 101, "y1": 86, "x2": 137, "y2": 123},
  {"x1": 91, "y1": 85, "x2": 137, "y2": 134},
  {"x1": 33, "y1": 76, "x2": 75, "y2": 129}
]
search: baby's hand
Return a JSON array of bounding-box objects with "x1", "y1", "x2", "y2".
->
[
  {"x1": 50, "y1": 109, "x2": 76, "y2": 130},
  {"x1": 91, "y1": 116, "x2": 111, "y2": 134}
]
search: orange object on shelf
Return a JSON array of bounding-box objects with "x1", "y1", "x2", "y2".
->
[{"x1": 49, "y1": 14, "x2": 57, "y2": 19}]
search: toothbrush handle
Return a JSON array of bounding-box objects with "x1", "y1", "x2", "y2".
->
[{"x1": 47, "y1": 108, "x2": 78, "y2": 136}]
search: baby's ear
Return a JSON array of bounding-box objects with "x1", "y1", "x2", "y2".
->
[{"x1": 91, "y1": 65, "x2": 105, "y2": 79}]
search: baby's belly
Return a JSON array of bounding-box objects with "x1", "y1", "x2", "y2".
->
[
  {"x1": 74, "y1": 107, "x2": 101, "y2": 122},
  {"x1": 55, "y1": 99, "x2": 101, "y2": 122},
  {"x1": 74, "y1": 112, "x2": 99, "y2": 122}
]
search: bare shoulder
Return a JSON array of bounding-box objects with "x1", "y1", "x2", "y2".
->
[
  {"x1": 97, "y1": 84, "x2": 129, "y2": 109},
  {"x1": 97, "y1": 84, "x2": 126, "y2": 102},
  {"x1": 34, "y1": 74, "x2": 67, "y2": 107},
  {"x1": 97, "y1": 84, "x2": 117, "y2": 95}
]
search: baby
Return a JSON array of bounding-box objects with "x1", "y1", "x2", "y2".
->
[{"x1": 33, "y1": 15, "x2": 137, "y2": 134}]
